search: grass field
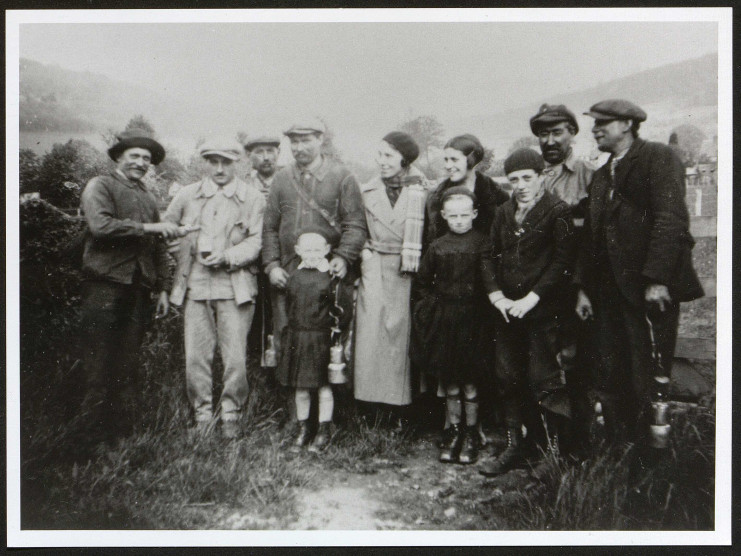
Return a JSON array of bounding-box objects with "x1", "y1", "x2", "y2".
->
[{"x1": 17, "y1": 198, "x2": 716, "y2": 531}]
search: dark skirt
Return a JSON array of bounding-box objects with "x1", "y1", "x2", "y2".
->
[
  {"x1": 413, "y1": 296, "x2": 492, "y2": 387},
  {"x1": 276, "y1": 327, "x2": 330, "y2": 389}
]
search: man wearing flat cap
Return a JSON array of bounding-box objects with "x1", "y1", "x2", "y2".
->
[
  {"x1": 242, "y1": 134, "x2": 282, "y2": 363},
  {"x1": 244, "y1": 135, "x2": 282, "y2": 200},
  {"x1": 263, "y1": 117, "x2": 367, "y2": 373},
  {"x1": 530, "y1": 103, "x2": 594, "y2": 211},
  {"x1": 575, "y1": 99, "x2": 703, "y2": 440},
  {"x1": 78, "y1": 128, "x2": 183, "y2": 447},
  {"x1": 165, "y1": 137, "x2": 266, "y2": 439},
  {"x1": 529, "y1": 103, "x2": 596, "y2": 450}
]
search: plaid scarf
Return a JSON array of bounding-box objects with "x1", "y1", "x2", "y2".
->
[{"x1": 400, "y1": 174, "x2": 427, "y2": 273}]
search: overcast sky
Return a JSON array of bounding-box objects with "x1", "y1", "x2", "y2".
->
[{"x1": 19, "y1": 20, "x2": 718, "y2": 163}]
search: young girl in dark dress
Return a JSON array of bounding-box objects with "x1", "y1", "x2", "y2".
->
[
  {"x1": 277, "y1": 227, "x2": 347, "y2": 452},
  {"x1": 413, "y1": 187, "x2": 497, "y2": 464}
]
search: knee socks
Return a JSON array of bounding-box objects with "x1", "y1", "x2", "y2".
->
[
  {"x1": 464, "y1": 396, "x2": 479, "y2": 428},
  {"x1": 446, "y1": 395, "x2": 462, "y2": 426},
  {"x1": 295, "y1": 389, "x2": 311, "y2": 422},
  {"x1": 318, "y1": 385, "x2": 334, "y2": 424}
]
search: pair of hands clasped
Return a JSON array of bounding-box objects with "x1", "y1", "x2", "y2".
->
[
  {"x1": 268, "y1": 256, "x2": 348, "y2": 289},
  {"x1": 488, "y1": 291, "x2": 540, "y2": 322},
  {"x1": 574, "y1": 284, "x2": 673, "y2": 321}
]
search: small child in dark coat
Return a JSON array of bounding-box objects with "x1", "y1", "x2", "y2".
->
[
  {"x1": 413, "y1": 187, "x2": 498, "y2": 465},
  {"x1": 277, "y1": 227, "x2": 348, "y2": 452}
]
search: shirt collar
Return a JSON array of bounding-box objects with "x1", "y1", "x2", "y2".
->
[
  {"x1": 296, "y1": 155, "x2": 326, "y2": 181},
  {"x1": 297, "y1": 258, "x2": 330, "y2": 272},
  {"x1": 197, "y1": 177, "x2": 238, "y2": 199},
  {"x1": 544, "y1": 147, "x2": 576, "y2": 173},
  {"x1": 113, "y1": 169, "x2": 145, "y2": 190}
]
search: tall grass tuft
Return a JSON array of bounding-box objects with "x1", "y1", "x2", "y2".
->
[{"x1": 494, "y1": 405, "x2": 715, "y2": 530}]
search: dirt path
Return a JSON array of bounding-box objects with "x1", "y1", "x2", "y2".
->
[{"x1": 280, "y1": 434, "x2": 533, "y2": 530}]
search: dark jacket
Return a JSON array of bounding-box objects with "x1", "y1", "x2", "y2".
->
[
  {"x1": 426, "y1": 171, "x2": 510, "y2": 244},
  {"x1": 575, "y1": 138, "x2": 703, "y2": 306},
  {"x1": 490, "y1": 191, "x2": 576, "y2": 315},
  {"x1": 262, "y1": 157, "x2": 367, "y2": 274},
  {"x1": 80, "y1": 171, "x2": 170, "y2": 291}
]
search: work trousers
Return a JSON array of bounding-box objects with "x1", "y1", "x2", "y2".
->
[
  {"x1": 79, "y1": 279, "x2": 152, "y2": 442},
  {"x1": 184, "y1": 298, "x2": 255, "y2": 422},
  {"x1": 591, "y1": 271, "x2": 680, "y2": 436},
  {"x1": 494, "y1": 311, "x2": 570, "y2": 429}
]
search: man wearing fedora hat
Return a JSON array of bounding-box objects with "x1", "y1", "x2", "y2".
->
[
  {"x1": 78, "y1": 128, "x2": 183, "y2": 447},
  {"x1": 575, "y1": 100, "x2": 703, "y2": 440},
  {"x1": 165, "y1": 137, "x2": 266, "y2": 439},
  {"x1": 263, "y1": 118, "x2": 366, "y2": 390}
]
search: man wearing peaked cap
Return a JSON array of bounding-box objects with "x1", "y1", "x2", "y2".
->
[
  {"x1": 242, "y1": 134, "x2": 283, "y2": 364},
  {"x1": 77, "y1": 127, "x2": 182, "y2": 449},
  {"x1": 165, "y1": 135, "x2": 266, "y2": 439},
  {"x1": 283, "y1": 117, "x2": 326, "y2": 137},
  {"x1": 243, "y1": 135, "x2": 282, "y2": 199},
  {"x1": 263, "y1": 117, "x2": 366, "y2": 405},
  {"x1": 575, "y1": 100, "x2": 703, "y2": 442},
  {"x1": 583, "y1": 99, "x2": 648, "y2": 123},
  {"x1": 529, "y1": 103, "x2": 596, "y2": 452}
]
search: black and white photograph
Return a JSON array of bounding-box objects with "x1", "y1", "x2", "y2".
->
[{"x1": 6, "y1": 7, "x2": 732, "y2": 547}]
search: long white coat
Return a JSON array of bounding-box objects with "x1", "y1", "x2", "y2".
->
[{"x1": 353, "y1": 168, "x2": 429, "y2": 405}]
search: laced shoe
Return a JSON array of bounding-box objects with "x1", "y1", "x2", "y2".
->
[{"x1": 439, "y1": 423, "x2": 463, "y2": 463}]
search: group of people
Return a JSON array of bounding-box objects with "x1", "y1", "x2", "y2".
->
[{"x1": 76, "y1": 98, "x2": 703, "y2": 476}]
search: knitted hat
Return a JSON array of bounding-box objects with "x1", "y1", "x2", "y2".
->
[
  {"x1": 440, "y1": 185, "x2": 477, "y2": 208},
  {"x1": 295, "y1": 224, "x2": 333, "y2": 245},
  {"x1": 504, "y1": 148, "x2": 545, "y2": 175},
  {"x1": 382, "y1": 131, "x2": 420, "y2": 165}
]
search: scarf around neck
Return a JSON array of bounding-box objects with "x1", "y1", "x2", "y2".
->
[{"x1": 514, "y1": 187, "x2": 545, "y2": 225}]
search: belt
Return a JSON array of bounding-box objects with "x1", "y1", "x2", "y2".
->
[{"x1": 368, "y1": 239, "x2": 402, "y2": 255}]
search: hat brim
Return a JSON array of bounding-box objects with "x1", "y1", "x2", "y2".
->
[
  {"x1": 530, "y1": 115, "x2": 579, "y2": 134},
  {"x1": 244, "y1": 141, "x2": 281, "y2": 150},
  {"x1": 200, "y1": 150, "x2": 242, "y2": 161},
  {"x1": 108, "y1": 137, "x2": 166, "y2": 165},
  {"x1": 283, "y1": 128, "x2": 323, "y2": 137}
]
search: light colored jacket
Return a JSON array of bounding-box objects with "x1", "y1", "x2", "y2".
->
[{"x1": 165, "y1": 176, "x2": 265, "y2": 306}]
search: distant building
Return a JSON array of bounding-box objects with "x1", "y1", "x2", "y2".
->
[{"x1": 685, "y1": 163, "x2": 717, "y2": 217}]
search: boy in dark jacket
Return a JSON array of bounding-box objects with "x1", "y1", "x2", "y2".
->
[{"x1": 480, "y1": 149, "x2": 577, "y2": 477}]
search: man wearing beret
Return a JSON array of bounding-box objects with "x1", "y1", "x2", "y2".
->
[
  {"x1": 78, "y1": 128, "x2": 183, "y2": 447},
  {"x1": 262, "y1": 118, "x2": 367, "y2": 375},
  {"x1": 529, "y1": 103, "x2": 596, "y2": 451},
  {"x1": 165, "y1": 138, "x2": 266, "y2": 439},
  {"x1": 575, "y1": 99, "x2": 703, "y2": 441}
]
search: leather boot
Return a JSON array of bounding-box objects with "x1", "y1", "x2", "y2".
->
[
  {"x1": 439, "y1": 423, "x2": 464, "y2": 463},
  {"x1": 458, "y1": 426, "x2": 480, "y2": 464},
  {"x1": 290, "y1": 420, "x2": 311, "y2": 451},
  {"x1": 308, "y1": 422, "x2": 332, "y2": 452},
  {"x1": 479, "y1": 427, "x2": 525, "y2": 477}
]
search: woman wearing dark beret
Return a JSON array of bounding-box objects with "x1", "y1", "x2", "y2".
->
[
  {"x1": 353, "y1": 131, "x2": 433, "y2": 413},
  {"x1": 425, "y1": 134, "x2": 510, "y2": 244}
]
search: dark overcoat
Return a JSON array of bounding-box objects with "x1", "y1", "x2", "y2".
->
[{"x1": 576, "y1": 138, "x2": 703, "y2": 306}]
